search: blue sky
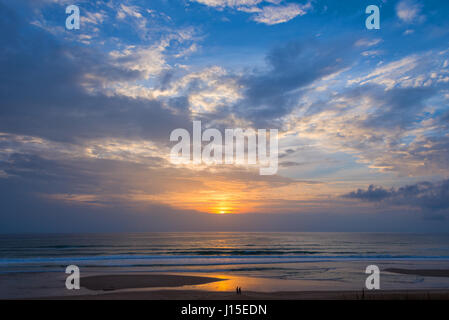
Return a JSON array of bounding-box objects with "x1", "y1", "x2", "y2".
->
[{"x1": 1, "y1": 0, "x2": 449, "y2": 232}]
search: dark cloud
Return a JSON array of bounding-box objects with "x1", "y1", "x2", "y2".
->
[
  {"x1": 332, "y1": 83, "x2": 439, "y2": 131},
  {"x1": 230, "y1": 39, "x2": 352, "y2": 128},
  {"x1": 279, "y1": 161, "x2": 306, "y2": 168},
  {"x1": 440, "y1": 110, "x2": 449, "y2": 125},
  {"x1": 343, "y1": 185, "x2": 392, "y2": 202},
  {"x1": 344, "y1": 179, "x2": 449, "y2": 218},
  {"x1": 0, "y1": 151, "x2": 205, "y2": 198},
  {"x1": 363, "y1": 86, "x2": 438, "y2": 130},
  {"x1": 0, "y1": 1, "x2": 190, "y2": 144}
]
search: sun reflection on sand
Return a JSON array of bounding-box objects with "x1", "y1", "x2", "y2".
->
[
  {"x1": 177, "y1": 273, "x2": 337, "y2": 292},
  {"x1": 109, "y1": 273, "x2": 337, "y2": 295}
]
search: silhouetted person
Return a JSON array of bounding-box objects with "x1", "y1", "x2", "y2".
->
[{"x1": 236, "y1": 287, "x2": 239, "y2": 294}]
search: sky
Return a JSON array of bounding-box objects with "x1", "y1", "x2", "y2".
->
[{"x1": 1, "y1": 0, "x2": 449, "y2": 233}]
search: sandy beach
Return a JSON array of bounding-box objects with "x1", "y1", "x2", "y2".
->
[
  {"x1": 49, "y1": 289, "x2": 449, "y2": 300},
  {"x1": 37, "y1": 272, "x2": 449, "y2": 300}
]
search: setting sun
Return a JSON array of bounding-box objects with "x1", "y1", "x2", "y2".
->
[{"x1": 216, "y1": 207, "x2": 232, "y2": 215}]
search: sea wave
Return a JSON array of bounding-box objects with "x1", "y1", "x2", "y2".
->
[{"x1": 2, "y1": 254, "x2": 449, "y2": 265}]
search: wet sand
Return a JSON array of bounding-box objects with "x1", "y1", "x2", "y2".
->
[
  {"x1": 36, "y1": 273, "x2": 449, "y2": 300},
  {"x1": 385, "y1": 268, "x2": 449, "y2": 277}
]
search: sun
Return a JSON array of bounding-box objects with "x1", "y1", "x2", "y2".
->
[{"x1": 215, "y1": 206, "x2": 233, "y2": 215}]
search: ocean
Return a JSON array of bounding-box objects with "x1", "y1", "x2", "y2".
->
[{"x1": 1, "y1": 232, "x2": 449, "y2": 298}]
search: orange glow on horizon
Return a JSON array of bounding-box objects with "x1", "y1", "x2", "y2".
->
[
  {"x1": 122, "y1": 175, "x2": 331, "y2": 215},
  {"x1": 55, "y1": 169, "x2": 336, "y2": 215}
]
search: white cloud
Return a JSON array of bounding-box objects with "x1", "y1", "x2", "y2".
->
[
  {"x1": 252, "y1": 3, "x2": 310, "y2": 25},
  {"x1": 106, "y1": 29, "x2": 196, "y2": 83},
  {"x1": 115, "y1": 66, "x2": 243, "y2": 113},
  {"x1": 117, "y1": 4, "x2": 143, "y2": 20},
  {"x1": 348, "y1": 55, "x2": 419, "y2": 89},
  {"x1": 109, "y1": 44, "x2": 168, "y2": 79},
  {"x1": 361, "y1": 50, "x2": 383, "y2": 57},
  {"x1": 396, "y1": 0, "x2": 424, "y2": 24},
  {"x1": 355, "y1": 38, "x2": 382, "y2": 47},
  {"x1": 81, "y1": 11, "x2": 106, "y2": 25},
  {"x1": 192, "y1": 0, "x2": 262, "y2": 8},
  {"x1": 191, "y1": 0, "x2": 311, "y2": 25},
  {"x1": 237, "y1": 6, "x2": 263, "y2": 13},
  {"x1": 115, "y1": 3, "x2": 150, "y2": 36}
]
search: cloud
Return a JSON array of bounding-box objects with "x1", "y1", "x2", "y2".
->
[
  {"x1": 231, "y1": 39, "x2": 351, "y2": 127},
  {"x1": 0, "y1": 2, "x2": 192, "y2": 144},
  {"x1": 396, "y1": 0, "x2": 425, "y2": 24},
  {"x1": 289, "y1": 84, "x2": 449, "y2": 176},
  {"x1": 281, "y1": 47, "x2": 449, "y2": 177},
  {"x1": 117, "y1": 4, "x2": 143, "y2": 20},
  {"x1": 81, "y1": 10, "x2": 106, "y2": 25},
  {"x1": 191, "y1": 0, "x2": 311, "y2": 25},
  {"x1": 108, "y1": 44, "x2": 169, "y2": 79},
  {"x1": 354, "y1": 38, "x2": 382, "y2": 47},
  {"x1": 344, "y1": 179, "x2": 449, "y2": 218},
  {"x1": 252, "y1": 3, "x2": 310, "y2": 25},
  {"x1": 344, "y1": 185, "x2": 394, "y2": 202},
  {"x1": 348, "y1": 55, "x2": 420, "y2": 89},
  {"x1": 192, "y1": 0, "x2": 262, "y2": 8},
  {"x1": 141, "y1": 66, "x2": 242, "y2": 113},
  {"x1": 362, "y1": 86, "x2": 437, "y2": 129}
]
